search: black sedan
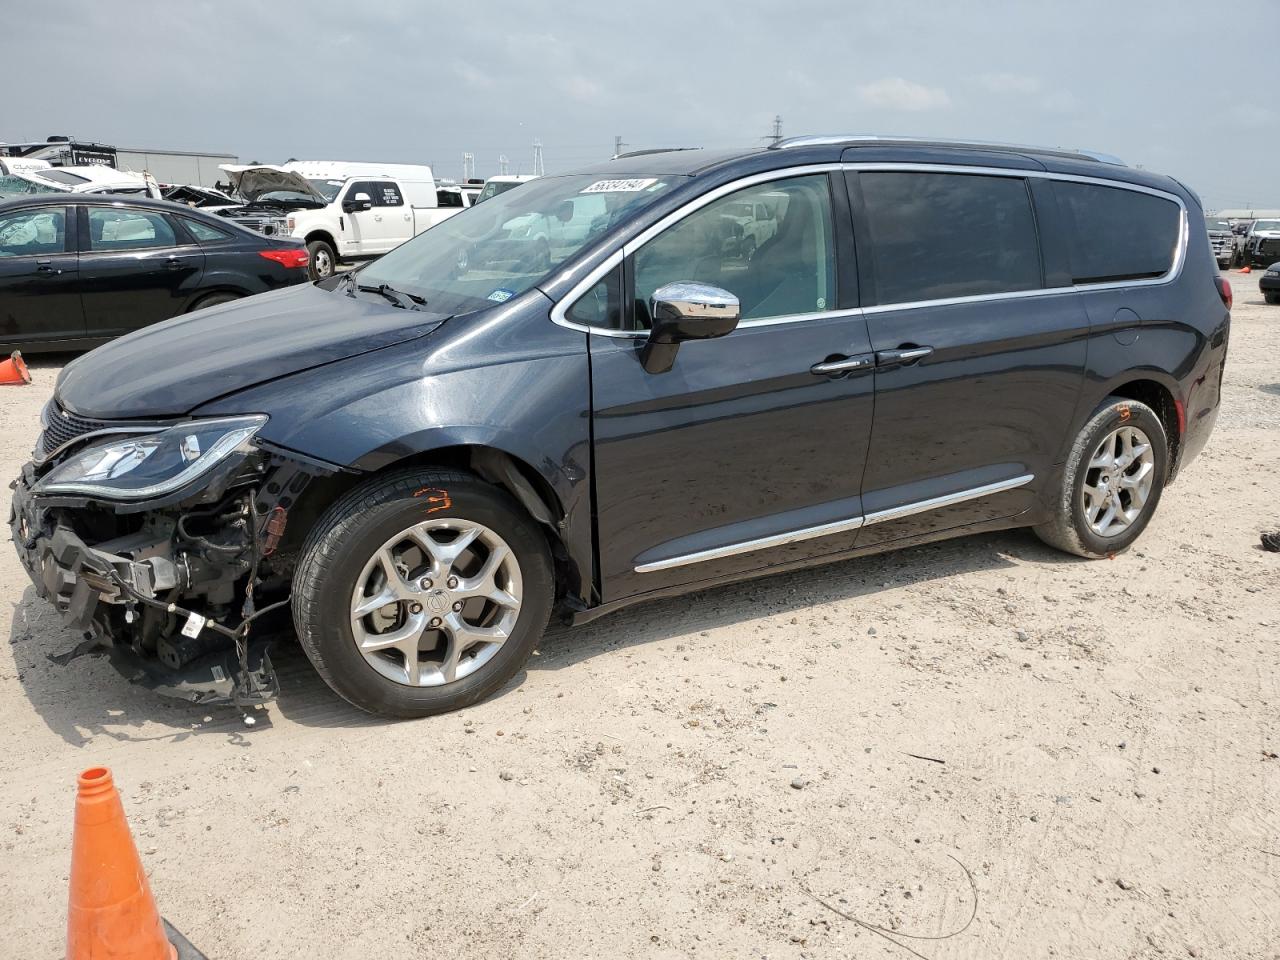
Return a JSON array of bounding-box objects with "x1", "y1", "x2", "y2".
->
[
  {"x1": 0, "y1": 194, "x2": 309, "y2": 353},
  {"x1": 1262, "y1": 262, "x2": 1280, "y2": 305}
]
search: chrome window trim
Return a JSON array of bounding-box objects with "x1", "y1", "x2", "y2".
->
[
  {"x1": 634, "y1": 473, "x2": 1034, "y2": 573},
  {"x1": 549, "y1": 161, "x2": 1189, "y2": 335},
  {"x1": 848, "y1": 163, "x2": 1189, "y2": 306}
]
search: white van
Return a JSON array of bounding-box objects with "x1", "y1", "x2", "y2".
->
[{"x1": 219, "y1": 160, "x2": 469, "y2": 279}]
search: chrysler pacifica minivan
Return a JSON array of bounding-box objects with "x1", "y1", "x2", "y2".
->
[{"x1": 11, "y1": 137, "x2": 1230, "y2": 717}]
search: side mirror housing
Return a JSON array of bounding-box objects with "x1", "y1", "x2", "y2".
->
[
  {"x1": 343, "y1": 192, "x2": 373, "y2": 213},
  {"x1": 641, "y1": 282, "x2": 740, "y2": 374}
]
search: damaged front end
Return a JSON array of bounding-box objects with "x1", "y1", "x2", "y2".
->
[{"x1": 10, "y1": 404, "x2": 325, "y2": 710}]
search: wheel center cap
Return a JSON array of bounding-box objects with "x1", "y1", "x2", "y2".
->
[{"x1": 424, "y1": 590, "x2": 449, "y2": 614}]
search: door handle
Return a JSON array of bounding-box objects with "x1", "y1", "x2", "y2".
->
[
  {"x1": 875, "y1": 345, "x2": 933, "y2": 367},
  {"x1": 35, "y1": 260, "x2": 62, "y2": 276},
  {"x1": 164, "y1": 256, "x2": 186, "y2": 270},
  {"x1": 374, "y1": 215, "x2": 383, "y2": 222},
  {"x1": 810, "y1": 353, "x2": 875, "y2": 376}
]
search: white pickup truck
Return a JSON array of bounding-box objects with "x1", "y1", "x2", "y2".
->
[{"x1": 218, "y1": 161, "x2": 470, "y2": 279}]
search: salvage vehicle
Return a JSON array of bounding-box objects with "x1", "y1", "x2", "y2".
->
[
  {"x1": 1206, "y1": 217, "x2": 1243, "y2": 269},
  {"x1": 1245, "y1": 218, "x2": 1280, "y2": 267},
  {"x1": 10, "y1": 137, "x2": 1229, "y2": 719},
  {"x1": 1261, "y1": 263, "x2": 1280, "y2": 304},
  {"x1": 0, "y1": 174, "x2": 64, "y2": 198},
  {"x1": 474, "y1": 174, "x2": 538, "y2": 203},
  {"x1": 21, "y1": 165, "x2": 162, "y2": 199},
  {"x1": 0, "y1": 195, "x2": 308, "y2": 353},
  {"x1": 218, "y1": 161, "x2": 467, "y2": 280}
]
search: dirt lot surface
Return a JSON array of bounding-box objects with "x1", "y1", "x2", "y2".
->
[{"x1": 2, "y1": 271, "x2": 1277, "y2": 959}]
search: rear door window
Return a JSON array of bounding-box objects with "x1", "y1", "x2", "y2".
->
[
  {"x1": 1052, "y1": 181, "x2": 1181, "y2": 284},
  {"x1": 87, "y1": 208, "x2": 178, "y2": 251},
  {"x1": 857, "y1": 171, "x2": 1043, "y2": 305},
  {"x1": 369, "y1": 182, "x2": 403, "y2": 207}
]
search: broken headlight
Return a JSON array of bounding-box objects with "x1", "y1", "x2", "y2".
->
[{"x1": 34, "y1": 416, "x2": 267, "y2": 500}]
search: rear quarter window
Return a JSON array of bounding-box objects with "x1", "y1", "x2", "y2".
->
[{"x1": 1052, "y1": 182, "x2": 1182, "y2": 284}]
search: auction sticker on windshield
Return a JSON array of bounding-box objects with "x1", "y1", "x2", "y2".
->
[{"x1": 580, "y1": 178, "x2": 658, "y2": 194}]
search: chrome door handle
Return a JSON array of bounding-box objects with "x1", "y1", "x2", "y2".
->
[
  {"x1": 374, "y1": 215, "x2": 383, "y2": 222},
  {"x1": 810, "y1": 353, "x2": 875, "y2": 376},
  {"x1": 875, "y1": 346, "x2": 933, "y2": 367},
  {"x1": 35, "y1": 260, "x2": 62, "y2": 276}
]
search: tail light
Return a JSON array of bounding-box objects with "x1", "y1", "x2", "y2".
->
[
  {"x1": 1215, "y1": 275, "x2": 1232, "y2": 310},
  {"x1": 259, "y1": 248, "x2": 310, "y2": 270}
]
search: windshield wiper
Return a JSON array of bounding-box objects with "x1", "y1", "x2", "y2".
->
[{"x1": 357, "y1": 282, "x2": 426, "y2": 310}]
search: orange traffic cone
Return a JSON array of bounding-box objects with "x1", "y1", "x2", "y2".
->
[
  {"x1": 0, "y1": 350, "x2": 30, "y2": 385},
  {"x1": 68, "y1": 767, "x2": 177, "y2": 960},
  {"x1": 1240, "y1": 265, "x2": 1252, "y2": 274}
]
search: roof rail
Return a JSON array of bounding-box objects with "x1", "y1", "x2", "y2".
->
[
  {"x1": 769, "y1": 134, "x2": 1126, "y2": 166},
  {"x1": 611, "y1": 147, "x2": 701, "y2": 160}
]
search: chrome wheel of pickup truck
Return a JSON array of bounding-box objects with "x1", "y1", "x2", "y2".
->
[{"x1": 350, "y1": 518, "x2": 523, "y2": 687}]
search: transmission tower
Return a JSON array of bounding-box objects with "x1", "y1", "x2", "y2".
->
[
  {"x1": 770, "y1": 115, "x2": 783, "y2": 145},
  {"x1": 498, "y1": 154, "x2": 509, "y2": 175},
  {"x1": 462, "y1": 152, "x2": 475, "y2": 181},
  {"x1": 532, "y1": 139, "x2": 545, "y2": 176},
  {"x1": 614, "y1": 135, "x2": 626, "y2": 158}
]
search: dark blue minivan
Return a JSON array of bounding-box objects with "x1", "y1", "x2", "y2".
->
[{"x1": 11, "y1": 137, "x2": 1230, "y2": 717}]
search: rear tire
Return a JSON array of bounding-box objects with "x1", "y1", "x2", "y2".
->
[
  {"x1": 307, "y1": 239, "x2": 336, "y2": 281},
  {"x1": 187, "y1": 291, "x2": 241, "y2": 312},
  {"x1": 1034, "y1": 397, "x2": 1168, "y2": 558},
  {"x1": 292, "y1": 467, "x2": 553, "y2": 718}
]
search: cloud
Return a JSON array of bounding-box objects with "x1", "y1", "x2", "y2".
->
[
  {"x1": 856, "y1": 77, "x2": 951, "y2": 111},
  {"x1": 558, "y1": 75, "x2": 605, "y2": 104},
  {"x1": 977, "y1": 72, "x2": 1041, "y2": 95},
  {"x1": 1228, "y1": 104, "x2": 1276, "y2": 128},
  {"x1": 1041, "y1": 90, "x2": 1082, "y2": 115}
]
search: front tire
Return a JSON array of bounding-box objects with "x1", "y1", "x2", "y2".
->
[
  {"x1": 1034, "y1": 397, "x2": 1168, "y2": 558},
  {"x1": 292, "y1": 468, "x2": 553, "y2": 718},
  {"x1": 1265, "y1": 292, "x2": 1280, "y2": 305},
  {"x1": 307, "y1": 239, "x2": 336, "y2": 281}
]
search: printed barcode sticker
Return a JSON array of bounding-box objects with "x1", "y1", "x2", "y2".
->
[
  {"x1": 580, "y1": 178, "x2": 657, "y2": 194},
  {"x1": 181, "y1": 612, "x2": 207, "y2": 638}
]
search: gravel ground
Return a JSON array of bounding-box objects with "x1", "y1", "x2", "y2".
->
[{"x1": 2, "y1": 271, "x2": 1277, "y2": 959}]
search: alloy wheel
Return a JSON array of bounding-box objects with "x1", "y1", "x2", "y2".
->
[
  {"x1": 349, "y1": 518, "x2": 523, "y2": 687},
  {"x1": 1081, "y1": 425, "x2": 1155, "y2": 538}
]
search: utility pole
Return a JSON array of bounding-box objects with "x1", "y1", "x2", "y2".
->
[
  {"x1": 498, "y1": 154, "x2": 509, "y2": 175},
  {"x1": 532, "y1": 139, "x2": 545, "y2": 177},
  {"x1": 462, "y1": 152, "x2": 475, "y2": 181},
  {"x1": 614, "y1": 135, "x2": 626, "y2": 157},
  {"x1": 770, "y1": 115, "x2": 783, "y2": 145}
]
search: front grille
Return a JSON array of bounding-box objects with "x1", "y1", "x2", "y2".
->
[{"x1": 38, "y1": 401, "x2": 109, "y2": 456}]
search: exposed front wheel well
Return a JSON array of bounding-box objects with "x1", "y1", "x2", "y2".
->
[
  {"x1": 275, "y1": 446, "x2": 576, "y2": 601},
  {"x1": 1106, "y1": 379, "x2": 1181, "y2": 481}
]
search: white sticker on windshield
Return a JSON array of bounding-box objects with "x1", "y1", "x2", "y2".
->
[
  {"x1": 487, "y1": 288, "x2": 515, "y2": 303},
  {"x1": 580, "y1": 178, "x2": 658, "y2": 194}
]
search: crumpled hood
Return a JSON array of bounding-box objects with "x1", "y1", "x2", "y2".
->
[
  {"x1": 219, "y1": 164, "x2": 325, "y2": 203},
  {"x1": 56, "y1": 283, "x2": 449, "y2": 419}
]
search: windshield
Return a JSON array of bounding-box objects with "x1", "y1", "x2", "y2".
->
[
  {"x1": 307, "y1": 178, "x2": 344, "y2": 202},
  {"x1": 356, "y1": 174, "x2": 677, "y2": 314},
  {"x1": 1205, "y1": 219, "x2": 1231, "y2": 231},
  {"x1": 0, "y1": 174, "x2": 64, "y2": 196},
  {"x1": 1254, "y1": 220, "x2": 1280, "y2": 232},
  {"x1": 476, "y1": 179, "x2": 526, "y2": 203}
]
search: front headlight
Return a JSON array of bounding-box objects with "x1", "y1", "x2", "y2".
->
[{"x1": 34, "y1": 416, "x2": 266, "y2": 500}]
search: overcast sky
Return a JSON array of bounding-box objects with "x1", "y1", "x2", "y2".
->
[{"x1": 2, "y1": 1, "x2": 1274, "y2": 210}]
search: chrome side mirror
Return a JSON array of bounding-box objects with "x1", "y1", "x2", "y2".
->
[{"x1": 641, "y1": 282, "x2": 740, "y2": 374}]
